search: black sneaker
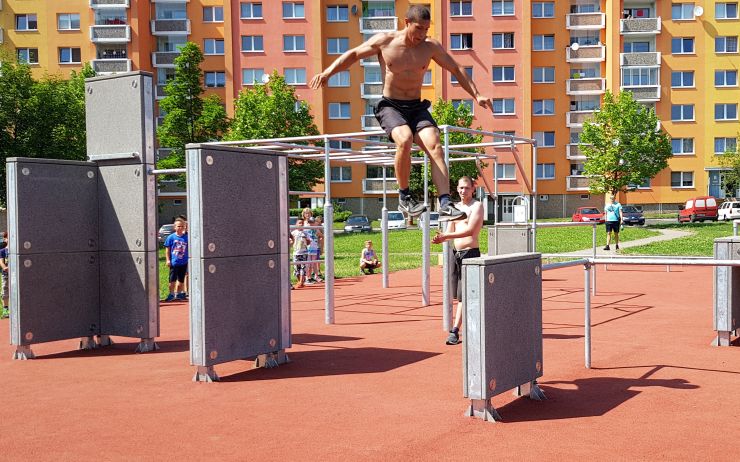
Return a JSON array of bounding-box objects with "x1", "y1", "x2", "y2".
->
[
  {"x1": 615, "y1": 245, "x2": 620, "y2": 250},
  {"x1": 438, "y1": 203, "x2": 466, "y2": 222},
  {"x1": 603, "y1": 245, "x2": 610, "y2": 251},
  {"x1": 399, "y1": 195, "x2": 426, "y2": 218},
  {"x1": 445, "y1": 330, "x2": 460, "y2": 345}
]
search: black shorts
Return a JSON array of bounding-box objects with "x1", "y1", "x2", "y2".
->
[
  {"x1": 169, "y1": 264, "x2": 187, "y2": 283},
  {"x1": 451, "y1": 248, "x2": 481, "y2": 301},
  {"x1": 605, "y1": 221, "x2": 620, "y2": 233},
  {"x1": 373, "y1": 97, "x2": 438, "y2": 142}
]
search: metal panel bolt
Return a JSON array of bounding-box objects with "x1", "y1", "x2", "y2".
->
[
  {"x1": 89, "y1": 256, "x2": 96, "y2": 264},
  {"x1": 87, "y1": 171, "x2": 95, "y2": 179},
  {"x1": 135, "y1": 238, "x2": 142, "y2": 247},
  {"x1": 269, "y1": 338, "x2": 277, "y2": 348},
  {"x1": 86, "y1": 86, "x2": 93, "y2": 94},
  {"x1": 266, "y1": 160, "x2": 273, "y2": 169},
  {"x1": 268, "y1": 259, "x2": 275, "y2": 269},
  {"x1": 536, "y1": 360, "x2": 542, "y2": 373},
  {"x1": 209, "y1": 350, "x2": 218, "y2": 360},
  {"x1": 489, "y1": 378, "x2": 497, "y2": 391},
  {"x1": 267, "y1": 240, "x2": 275, "y2": 249},
  {"x1": 534, "y1": 266, "x2": 540, "y2": 276},
  {"x1": 488, "y1": 273, "x2": 495, "y2": 284},
  {"x1": 206, "y1": 155, "x2": 214, "y2": 165},
  {"x1": 88, "y1": 238, "x2": 95, "y2": 248},
  {"x1": 208, "y1": 243, "x2": 216, "y2": 252},
  {"x1": 136, "y1": 326, "x2": 143, "y2": 334},
  {"x1": 25, "y1": 332, "x2": 33, "y2": 341},
  {"x1": 136, "y1": 256, "x2": 143, "y2": 264},
  {"x1": 134, "y1": 168, "x2": 141, "y2": 177},
  {"x1": 23, "y1": 241, "x2": 31, "y2": 250},
  {"x1": 208, "y1": 264, "x2": 216, "y2": 274},
  {"x1": 131, "y1": 79, "x2": 138, "y2": 88},
  {"x1": 21, "y1": 168, "x2": 30, "y2": 176},
  {"x1": 23, "y1": 259, "x2": 32, "y2": 268}
]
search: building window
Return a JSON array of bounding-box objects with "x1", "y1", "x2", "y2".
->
[
  {"x1": 715, "y1": 137, "x2": 737, "y2": 154},
  {"x1": 240, "y1": 3, "x2": 263, "y2": 19},
  {"x1": 205, "y1": 72, "x2": 226, "y2": 88},
  {"x1": 624, "y1": 41, "x2": 650, "y2": 53},
  {"x1": 492, "y1": 33, "x2": 514, "y2": 49},
  {"x1": 283, "y1": 35, "x2": 306, "y2": 52},
  {"x1": 330, "y1": 166, "x2": 352, "y2": 182},
  {"x1": 283, "y1": 2, "x2": 305, "y2": 19},
  {"x1": 329, "y1": 102, "x2": 351, "y2": 119},
  {"x1": 492, "y1": 66, "x2": 515, "y2": 82},
  {"x1": 327, "y1": 5, "x2": 349, "y2": 22},
  {"x1": 716, "y1": 70, "x2": 738, "y2": 86},
  {"x1": 328, "y1": 71, "x2": 350, "y2": 87},
  {"x1": 533, "y1": 99, "x2": 555, "y2": 116},
  {"x1": 242, "y1": 68, "x2": 266, "y2": 85},
  {"x1": 496, "y1": 164, "x2": 516, "y2": 180},
  {"x1": 284, "y1": 68, "x2": 307, "y2": 85},
  {"x1": 204, "y1": 39, "x2": 225, "y2": 55},
  {"x1": 672, "y1": 37, "x2": 695, "y2": 54},
  {"x1": 671, "y1": 71, "x2": 695, "y2": 88},
  {"x1": 452, "y1": 99, "x2": 474, "y2": 113},
  {"x1": 671, "y1": 3, "x2": 695, "y2": 20},
  {"x1": 329, "y1": 140, "x2": 352, "y2": 150},
  {"x1": 492, "y1": 0, "x2": 515, "y2": 16},
  {"x1": 492, "y1": 98, "x2": 515, "y2": 115},
  {"x1": 241, "y1": 35, "x2": 264, "y2": 52},
  {"x1": 671, "y1": 171, "x2": 694, "y2": 188},
  {"x1": 671, "y1": 104, "x2": 694, "y2": 121},
  {"x1": 451, "y1": 67, "x2": 473, "y2": 84},
  {"x1": 451, "y1": 1, "x2": 473, "y2": 16},
  {"x1": 451, "y1": 33, "x2": 473, "y2": 50},
  {"x1": 59, "y1": 47, "x2": 81, "y2": 64},
  {"x1": 327, "y1": 37, "x2": 350, "y2": 54},
  {"x1": 533, "y1": 34, "x2": 555, "y2": 51},
  {"x1": 716, "y1": 2, "x2": 739, "y2": 19},
  {"x1": 533, "y1": 67, "x2": 555, "y2": 83},
  {"x1": 57, "y1": 13, "x2": 81, "y2": 31},
  {"x1": 671, "y1": 138, "x2": 694, "y2": 155},
  {"x1": 534, "y1": 131, "x2": 555, "y2": 147},
  {"x1": 628, "y1": 178, "x2": 652, "y2": 189},
  {"x1": 15, "y1": 14, "x2": 38, "y2": 31},
  {"x1": 364, "y1": 66, "x2": 382, "y2": 83},
  {"x1": 532, "y1": 2, "x2": 555, "y2": 18},
  {"x1": 536, "y1": 163, "x2": 555, "y2": 179},
  {"x1": 17, "y1": 48, "x2": 39, "y2": 64},
  {"x1": 716, "y1": 36, "x2": 739, "y2": 53},
  {"x1": 423, "y1": 70, "x2": 432, "y2": 85},
  {"x1": 622, "y1": 67, "x2": 658, "y2": 86},
  {"x1": 203, "y1": 6, "x2": 224, "y2": 22},
  {"x1": 715, "y1": 103, "x2": 738, "y2": 120}
]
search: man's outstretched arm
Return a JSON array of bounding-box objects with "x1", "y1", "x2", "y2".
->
[
  {"x1": 310, "y1": 34, "x2": 387, "y2": 89},
  {"x1": 430, "y1": 41, "x2": 492, "y2": 111}
]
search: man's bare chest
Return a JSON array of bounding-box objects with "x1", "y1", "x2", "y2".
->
[{"x1": 382, "y1": 47, "x2": 432, "y2": 73}]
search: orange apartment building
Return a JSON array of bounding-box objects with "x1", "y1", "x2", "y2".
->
[{"x1": 1, "y1": 1, "x2": 739, "y2": 223}]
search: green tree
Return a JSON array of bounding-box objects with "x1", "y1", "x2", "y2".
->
[
  {"x1": 581, "y1": 90, "x2": 672, "y2": 196},
  {"x1": 713, "y1": 136, "x2": 740, "y2": 196},
  {"x1": 226, "y1": 71, "x2": 323, "y2": 192},
  {"x1": 409, "y1": 99, "x2": 484, "y2": 204},
  {"x1": 157, "y1": 42, "x2": 229, "y2": 171}
]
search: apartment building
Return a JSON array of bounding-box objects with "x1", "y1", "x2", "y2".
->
[{"x1": 2, "y1": 1, "x2": 739, "y2": 222}]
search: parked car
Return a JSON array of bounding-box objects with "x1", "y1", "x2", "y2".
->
[
  {"x1": 344, "y1": 215, "x2": 372, "y2": 233},
  {"x1": 158, "y1": 224, "x2": 175, "y2": 245},
  {"x1": 678, "y1": 196, "x2": 719, "y2": 223},
  {"x1": 289, "y1": 216, "x2": 299, "y2": 227},
  {"x1": 418, "y1": 211, "x2": 440, "y2": 228},
  {"x1": 571, "y1": 207, "x2": 605, "y2": 223},
  {"x1": 621, "y1": 205, "x2": 645, "y2": 226},
  {"x1": 718, "y1": 200, "x2": 740, "y2": 221},
  {"x1": 386, "y1": 211, "x2": 407, "y2": 230}
]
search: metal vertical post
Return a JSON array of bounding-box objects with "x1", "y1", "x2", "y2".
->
[
  {"x1": 442, "y1": 126, "x2": 453, "y2": 331},
  {"x1": 493, "y1": 157, "x2": 499, "y2": 225},
  {"x1": 531, "y1": 142, "x2": 538, "y2": 251},
  {"x1": 734, "y1": 220, "x2": 738, "y2": 236},
  {"x1": 591, "y1": 223, "x2": 597, "y2": 294},
  {"x1": 381, "y1": 166, "x2": 389, "y2": 288},
  {"x1": 584, "y1": 262, "x2": 592, "y2": 369},
  {"x1": 422, "y1": 155, "x2": 430, "y2": 306},
  {"x1": 323, "y1": 137, "x2": 335, "y2": 324}
]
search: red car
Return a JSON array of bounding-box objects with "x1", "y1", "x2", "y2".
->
[{"x1": 571, "y1": 207, "x2": 605, "y2": 223}]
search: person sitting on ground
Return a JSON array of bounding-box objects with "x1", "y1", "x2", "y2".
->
[
  {"x1": 290, "y1": 219, "x2": 311, "y2": 288},
  {"x1": 360, "y1": 240, "x2": 381, "y2": 275},
  {"x1": 164, "y1": 218, "x2": 188, "y2": 302},
  {"x1": 0, "y1": 231, "x2": 9, "y2": 319}
]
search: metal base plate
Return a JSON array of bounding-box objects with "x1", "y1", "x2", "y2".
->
[
  {"x1": 193, "y1": 366, "x2": 219, "y2": 382},
  {"x1": 12, "y1": 345, "x2": 35, "y2": 360},
  {"x1": 254, "y1": 350, "x2": 289, "y2": 369},
  {"x1": 466, "y1": 399, "x2": 502, "y2": 423},
  {"x1": 97, "y1": 335, "x2": 114, "y2": 347},
  {"x1": 711, "y1": 331, "x2": 735, "y2": 347},
  {"x1": 513, "y1": 381, "x2": 547, "y2": 401},
  {"x1": 79, "y1": 336, "x2": 99, "y2": 350},
  {"x1": 135, "y1": 338, "x2": 160, "y2": 353}
]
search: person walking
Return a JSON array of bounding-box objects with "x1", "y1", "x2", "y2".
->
[{"x1": 604, "y1": 195, "x2": 624, "y2": 251}]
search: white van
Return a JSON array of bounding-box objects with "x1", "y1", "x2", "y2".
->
[{"x1": 386, "y1": 211, "x2": 408, "y2": 230}]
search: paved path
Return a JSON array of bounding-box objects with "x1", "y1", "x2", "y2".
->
[{"x1": 555, "y1": 227, "x2": 694, "y2": 257}]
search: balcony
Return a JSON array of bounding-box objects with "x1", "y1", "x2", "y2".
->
[
  {"x1": 90, "y1": 25, "x2": 131, "y2": 43},
  {"x1": 621, "y1": 85, "x2": 661, "y2": 102},
  {"x1": 566, "y1": 144, "x2": 589, "y2": 160},
  {"x1": 362, "y1": 115, "x2": 380, "y2": 131},
  {"x1": 363, "y1": 178, "x2": 399, "y2": 195},
  {"x1": 150, "y1": 19, "x2": 190, "y2": 35},
  {"x1": 566, "y1": 45, "x2": 605, "y2": 63},
  {"x1": 567, "y1": 175, "x2": 592, "y2": 191},
  {"x1": 566, "y1": 13, "x2": 605, "y2": 30},
  {"x1": 359, "y1": 16, "x2": 397, "y2": 34},
  {"x1": 361, "y1": 83, "x2": 383, "y2": 99},
  {"x1": 360, "y1": 56, "x2": 379, "y2": 66},
  {"x1": 90, "y1": 0, "x2": 130, "y2": 7},
  {"x1": 151, "y1": 0, "x2": 189, "y2": 3},
  {"x1": 620, "y1": 52, "x2": 661, "y2": 67},
  {"x1": 566, "y1": 77, "x2": 606, "y2": 95},
  {"x1": 620, "y1": 17, "x2": 661, "y2": 35},
  {"x1": 91, "y1": 58, "x2": 131, "y2": 74},
  {"x1": 566, "y1": 110, "x2": 597, "y2": 128},
  {"x1": 151, "y1": 51, "x2": 179, "y2": 67}
]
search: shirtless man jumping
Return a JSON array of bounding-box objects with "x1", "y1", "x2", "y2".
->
[
  {"x1": 432, "y1": 176, "x2": 484, "y2": 345},
  {"x1": 309, "y1": 5, "x2": 492, "y2": 222}
]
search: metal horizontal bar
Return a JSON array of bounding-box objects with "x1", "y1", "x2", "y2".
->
[
  {"x1": 289, "y1": 225, "x2": 326, "y2": 230},
  {"x1": 149, "y1": 168, "x2": 186, "y2": 175},
  {"x1": 290, "y1": 259, "x2": 326, "y2": 265},
  {"x1": 289, "y1": 191, "x2": 326, "y2": 196},
  {"x1": 542, "y1": 259, "x2": 589, "y2": 271},
  {"x1": 88, "y1": 152, "x2": 140, "y2": 162},
  {"x1": 536, "y1": 222, "x2": 598, "y2": 228},
  {"x1": 590, "y1": 258, "x2": 740, "y2": 267}
]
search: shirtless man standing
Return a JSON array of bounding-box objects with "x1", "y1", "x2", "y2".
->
[
  {"x1": 432, "y1": 176, "x2": 484, "y2": 345},
  {"x1": 309, "y1": 5, "x2": 492, "y2": 222}
]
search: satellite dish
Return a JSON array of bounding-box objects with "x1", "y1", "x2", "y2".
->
[
  {"x1": 570, "y1": 42, "x2": 580, "y2": 51},
  {"x1": 693, "y1": 5, "x2": 704, "y2": 17},
  {"x1": 261, "y1": 74, "x2": 270, "y2": 84}
]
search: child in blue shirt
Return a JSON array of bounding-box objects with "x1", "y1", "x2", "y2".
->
[{"x1": 164, "y1": 218, "x2": 188, "y2": 301}]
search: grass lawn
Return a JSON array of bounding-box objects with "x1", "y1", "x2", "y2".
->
[{"x1": 621, "y1": 221, "x2": 735, "y2": 256}]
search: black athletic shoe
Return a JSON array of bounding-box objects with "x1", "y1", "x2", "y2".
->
[
  {"x1": 399, "y1": 195, "x2": 427, "y2": 218},
  {"x1": 615, "y1": 245, "x2": 620, "y2": 250},
  {"x1": 603, "y1": 245, "x2": 610, "y2": 251},
  {"x1": 438, "y1": 203, "x2": 466, "y2": 222},
  {"x1": 445, "y1": 330, "x2": 460, "y2": 345}
]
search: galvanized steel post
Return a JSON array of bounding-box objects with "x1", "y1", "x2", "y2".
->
[
  {"x1": 584, "y1": 262, "x2": 592, "y2": 369},
  {"x1": 422, "y1": 155, "x2": 430, "y2": 306},
  {"x1": 442, "y1": 125, "x2": 453, "y2": 331},
  {"x1": 382, "y1": 166, "x2": 389, "y2": 288},
  {"x1": 323, "y1": 137, "x2": 335, "y2": 324}
]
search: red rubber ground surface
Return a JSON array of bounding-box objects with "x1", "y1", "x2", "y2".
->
[{"x1": 1, "y1": 265, "x2": 738, "y2": 460}]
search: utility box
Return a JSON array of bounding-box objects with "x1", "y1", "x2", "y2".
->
[
  {"x1": 487, "y1": 224, "x2": 533, "y2": 256},
  {"x1": 713, "y1": 237, "x2": 740, "y2": 346},
  {"x1": 462, "y1": 252, "x2": 545, "y2": 422}
]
